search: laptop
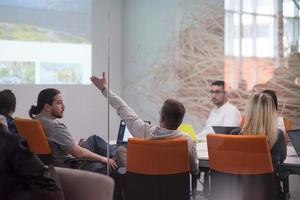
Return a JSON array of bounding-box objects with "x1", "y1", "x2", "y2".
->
[
  {"x1": 212, "y1": 126, "x2": 240, "y2": 134},
  {"x1": 116, "y1": 120, "x2": 132, "y2": 145},
  {"x1": 116, "y1": 120, "x2": 151, "y2": 145},
  {"x1": 288, "y1": 129, "x2": 300, "y2": 157}
]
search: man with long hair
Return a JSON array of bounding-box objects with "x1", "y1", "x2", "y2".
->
[{"x1": 29, "y1": 88, "x2": 117, "y2": 174}]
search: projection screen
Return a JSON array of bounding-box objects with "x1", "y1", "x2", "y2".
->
[{"x1": 0, "y1": 0, "x2": 92, "y2": 84}]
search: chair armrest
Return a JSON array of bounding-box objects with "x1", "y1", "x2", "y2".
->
[{"x1": 55, "y1": 167, "x2": 114, "y2": 200}]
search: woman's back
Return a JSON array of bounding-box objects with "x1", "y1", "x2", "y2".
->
[{"x1": 231, "y1": 127, "x2": 286, "y2": 166}]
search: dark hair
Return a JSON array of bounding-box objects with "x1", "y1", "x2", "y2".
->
[
  {"x1": 161, "y1": 99, "x2": 185, "y2": 130},
  {"x1": 0, "y1": 89, "x2": 16, "y2": 116},
  {"x1": 262, "y1": 89, "x2": 278, "y2": 110},
  {"x1": 211, "y1": 80, "x2": 225, "y2": 89},
  {"x1": 29, "y1": 88, "x2": 61, "y2": 119}
]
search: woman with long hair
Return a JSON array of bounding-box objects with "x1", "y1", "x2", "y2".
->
[{"x1": 233, "y1": 92, "x2": 287, "y2": 166}]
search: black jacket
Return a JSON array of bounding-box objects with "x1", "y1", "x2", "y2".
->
[{"x1": 0, "y1": 126, "x2": 61, "y2": 200}]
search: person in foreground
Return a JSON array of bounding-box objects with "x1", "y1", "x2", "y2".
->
[
  {"x1": 0, "y1": 89, "x2": 18, "y2": 135},
  {"x1": 90, "y1": 72, "x2": 198, "y2": 172},
  {"x1": 0, "y1": 124, "x2": 63, "y2": 200},
  {"x1": 231, "y1": 92, "x2": 287, "y2": 167},
  {"x1": 29, "y1": 88, "x2": 117, "y2": 174},
  {"x1": 198, "y1": 80, "x2": 241, "y2": 141}
]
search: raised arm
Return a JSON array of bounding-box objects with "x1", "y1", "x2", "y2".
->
[
  {"x1": 90, "y1": 72, "x2": 107, "y2": 91},
  {"x1": 90, "y1": 73, "x2": 152, "y2": 138}
]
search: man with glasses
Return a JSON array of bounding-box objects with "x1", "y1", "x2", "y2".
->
[{"x1": 197, "y1": 80, "x2": 241, "y2": 141}]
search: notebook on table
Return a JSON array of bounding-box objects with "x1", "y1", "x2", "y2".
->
[
  {"x1": 288, "y1": 129, "x2": 300, "y2": 157},
  {"x1": 212, "y1": 126, "x2": 240, "y2": 135}
]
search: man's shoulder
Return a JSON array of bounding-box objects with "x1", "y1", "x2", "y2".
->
[
  {"x1": 224, "y1": 102, "x2": 240, "y2": 112},
  {"x1": 36, "y1": 114, "x2": 66, "y2": 129}
]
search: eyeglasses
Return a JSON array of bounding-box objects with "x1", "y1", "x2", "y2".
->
[{"x1": 209, "y1": 90, "x2": 225, "y2": 94}]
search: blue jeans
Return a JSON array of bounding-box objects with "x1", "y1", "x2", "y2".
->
[
  {"x1": 80, "y1": 135, "x2": 116, "y2": 174},
  {"x1": 82, "y1": 135, "x2": 116, "y2": 157}
]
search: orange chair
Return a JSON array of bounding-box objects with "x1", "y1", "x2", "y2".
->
[
  {"x1": 126, "y1": 137, "x2": 190, "y2": 200},
  {"x1": 14, "y1": 117, "x2": 53, "y2": 164},
  {"x1": 284, "y1": 118, "x2": 292, "y2": 144},
  {"x1": 14, "y1": 117, "x2": 99, "y2": 168},
  {"x1": 207, "y1": 134, "x2": 275, "y2": 200}
]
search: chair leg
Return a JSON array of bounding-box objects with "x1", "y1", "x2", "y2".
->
[
  {"x1": 282, "y1": 176, "x2": 290, "y2": 200},
  {"x1": 203, "y1": 170, "x2": 210, "y2": 198},
  {"x1": 191, "y1": 174, "x2": 197, "y2": 200},
  {"x1": 119, "y1": 167, "x2": 126, "y2": 200}
]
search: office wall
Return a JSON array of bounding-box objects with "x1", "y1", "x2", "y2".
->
[{"x1": 0, "y1": 0, "x2": 123, "y2": 141}]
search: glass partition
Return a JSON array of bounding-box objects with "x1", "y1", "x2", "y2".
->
[{"x1": 120, "y1": 0, "x2": 300, "y2": 134}]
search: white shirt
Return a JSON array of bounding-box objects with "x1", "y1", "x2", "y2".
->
[
  {"x1": 198, "y1": 102, "x2": 241, "y2": 140},
  {"x1": 277, "y1": 116, "x2": 286, "y2": 133}
]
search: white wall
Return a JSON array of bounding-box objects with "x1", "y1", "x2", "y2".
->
[{"x1": 0, "y1": 0, "x2": 123, "y2": 142}]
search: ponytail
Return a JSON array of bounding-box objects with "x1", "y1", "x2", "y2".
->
[{"x1": 29, "y1": 105, "x2": 41, "y2": 119}]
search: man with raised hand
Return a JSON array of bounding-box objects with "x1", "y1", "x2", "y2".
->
[{"x1": 91, "y1": 72, "x2": 198, "y2": 172}]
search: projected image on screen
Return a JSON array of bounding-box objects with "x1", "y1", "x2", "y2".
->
[
  {"x1": 39, "y1": 62, "x2": 83, "y2": 84},
  {"x1": 0, "y1": 62, "x2": 35, "y2": 84},
  {"x1": 0, "y1": 0, "x2": 92, "y2": 84}
]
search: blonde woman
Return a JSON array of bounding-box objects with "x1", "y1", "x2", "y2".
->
[{"x1": 232, "y1": 92, "x2": 287, "y2": 167}]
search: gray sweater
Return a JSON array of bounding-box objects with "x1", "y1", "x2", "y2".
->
[{"x1": 102, "y1": 88, "x2": 199, "y2": 171}]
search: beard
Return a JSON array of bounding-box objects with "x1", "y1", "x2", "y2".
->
[{"x1": 51, "y1": 110, "x2": 63, "y2": 119}]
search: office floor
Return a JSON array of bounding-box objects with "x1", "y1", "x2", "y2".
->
[
  {"x1": 193, "y1": 173, "x2": 300, "y2": 200},
  {"x1": 289, "y1": 175, "x2": 300, "y2": 200}
]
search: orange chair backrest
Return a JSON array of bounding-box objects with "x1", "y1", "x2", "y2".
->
[
  {"x1": 127, "y1": 137, "x2": 189, "y2": 175},
  {"x1": 14, "y1": 117, "x2": 51, "y2": 154},
  {"x1": 207, "y1": 134, "x2": 273, "y2": 175}
]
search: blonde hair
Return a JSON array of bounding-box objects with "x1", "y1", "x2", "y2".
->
[{"x1": 241, "y1": 92, "x2": 278, "y2": 148}]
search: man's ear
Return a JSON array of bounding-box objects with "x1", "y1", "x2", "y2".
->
[
  {"x1": 160, "y1": 114, "x2": 165, "y2": 123},
  {"x1": 44, "y1": 104, "x2": 52, "y2": 112}
]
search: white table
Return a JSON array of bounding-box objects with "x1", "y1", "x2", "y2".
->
[{"x1": 196, "y1": 142, "x2": 300, "y2": 169}]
